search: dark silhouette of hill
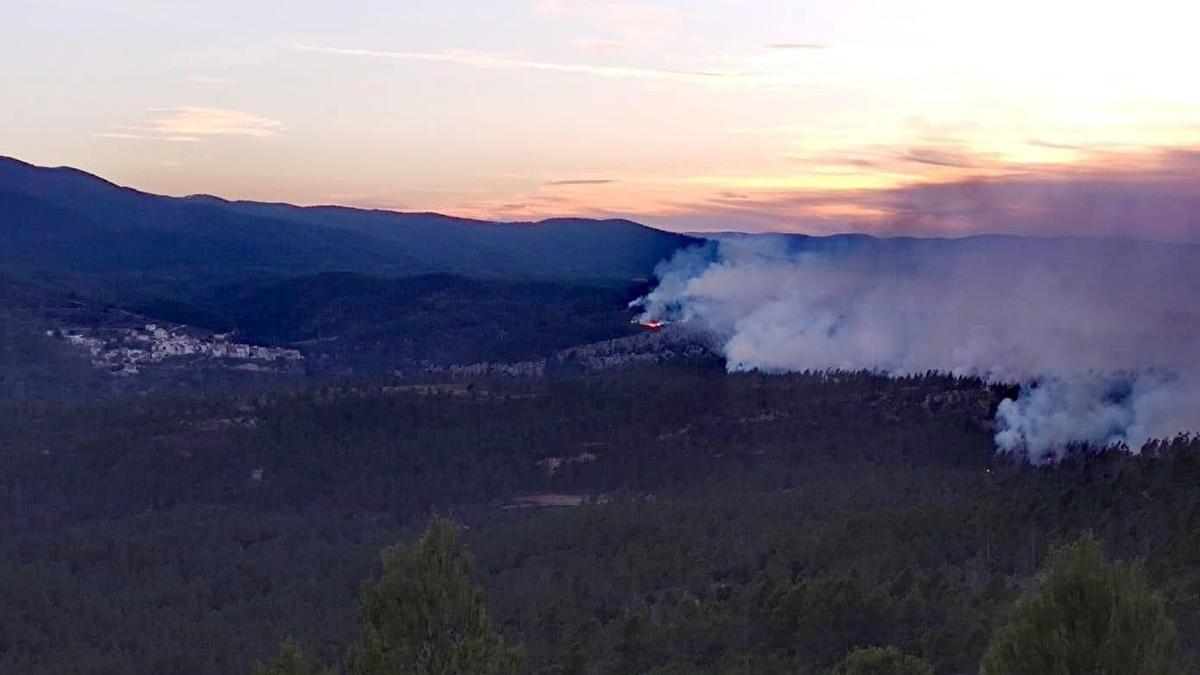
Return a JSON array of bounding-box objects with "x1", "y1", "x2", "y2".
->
[{"x1": 0, "y1": 156, "x2": 697, "y2": 280}]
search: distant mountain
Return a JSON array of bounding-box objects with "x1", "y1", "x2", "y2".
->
[
  {"x1": 0, "y1": 156, "x2": 708, "y2": 388},
  {"x1": 0, "y1": 156, "x2": 698, "y2": 281}
]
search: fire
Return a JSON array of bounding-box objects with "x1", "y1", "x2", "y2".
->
[{"x1": 637, "y1": 318, "x2": 666, "y2": 332}]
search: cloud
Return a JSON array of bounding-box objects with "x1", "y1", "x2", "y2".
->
[
  {"x1": 763, "y1": 43, "x2": 828, "y2": 50},
  {"x1": 95, "y1": 131, "x2": 199, "y2": 142},
  {"x1": 654, "y1": 147, "x2": 1200, "y2": 243},
  {"x1": 147, "y1": 107, "x2": 284, "y2": 137},
  {"x1": 294, "y1": 44, "x2": 731, "y2": 84},
  {"x1": 100, "y1": 107, "x2": 285, "y2": 141},
  {"x1": 896, "y1": 148, "x2": 991, "y2": 169},
  {"x1": 1027, "y1": 138, "x2": 1090, "y2": 151},
  {"x1": 545, "y1": 179, "x2": 618, "y2": 186}
]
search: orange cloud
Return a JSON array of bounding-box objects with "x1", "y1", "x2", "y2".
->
[{"x1": 100, "y1": 107, "x2": 285, "y2": 142}]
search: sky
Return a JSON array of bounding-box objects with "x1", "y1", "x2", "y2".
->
[{"x1": 3, "y1": 0, "x2": 1199, "y2": 241}]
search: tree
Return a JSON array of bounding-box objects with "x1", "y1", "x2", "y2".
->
[
  {"x1": 832, "y1": 646, "x2": 934, "y2": 675},
  {"x1": 980, "y1": 533, "x2": 1191, "y2": 675},
  {"x1": 557, "y1": 637, "x2": 588, "y2": 675},
  {"x1": 346, "y1": 516, "x2": 524, "y2": 675},
  {"x1": 250, "y1": 639, "x2": 325, "y2": 675}
]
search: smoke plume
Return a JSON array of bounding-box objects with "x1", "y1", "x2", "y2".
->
[{"x1": 634, "y1": 234, "x2": 1200, "y2": 462}]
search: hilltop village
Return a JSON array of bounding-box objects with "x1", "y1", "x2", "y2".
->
[{"x1": 56, "y1": 323, "x2": 302, "y2": 376}]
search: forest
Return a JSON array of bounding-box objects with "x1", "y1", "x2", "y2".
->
[{"x1": 1, "y1": 366, "x2": 1198, "y2": 674}]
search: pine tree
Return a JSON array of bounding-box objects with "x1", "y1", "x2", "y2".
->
[
  {"x1": 557, "y1": 637, "x2": 588, "y2": 675},
  {"x1": 250, "y1": 638, "x2": 325, "y2": 675},
  {"x1": 831, "y1": 646, "x2": 934, "y2": 675},
  {"x1": 980, "y1": 533, "x2": 1191, "y2": 675},
  {"x1": 346, "y1": 516, "x2": 524, "y2": 675}
]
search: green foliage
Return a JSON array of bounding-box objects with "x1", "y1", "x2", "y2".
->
[
  {"x1": 831, "y1": 646, "x2": 934, "y2": 675},
  {"x1": 250, "y1": 639, "x2": 325, "y2": 675},
  {"x1": 214, "y1": 273, "x2": 648, "y2": 371},
  {"x1": 346, "y1": 516, "x2": 524, "y2": 675},
  {"x1": 1, "y1": 370, "x2": 1198, "y2": 674},
  {"x1": 980, "y1": 533, "x2": 1192, "y2": 675},
  {"x1": 557, "y1": 636, "x2": 588, "y2": 675}
]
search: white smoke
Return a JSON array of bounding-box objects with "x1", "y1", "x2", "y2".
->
[{"x1": 634, "y1": 234, "x2": 1200, "y2": 462}]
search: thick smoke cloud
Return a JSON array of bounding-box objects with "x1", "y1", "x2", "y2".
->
[{"x1": 634, "y1": 235, "x2": 1200, "y2": 462}]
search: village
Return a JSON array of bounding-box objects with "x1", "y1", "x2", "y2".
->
[{"x1": 55, "y1": 323, "x2": 302, "y2": 376}]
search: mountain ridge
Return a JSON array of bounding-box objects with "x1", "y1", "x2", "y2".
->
[{"x1": 0, "y1": 155, "x2": 699, "y2": 281}]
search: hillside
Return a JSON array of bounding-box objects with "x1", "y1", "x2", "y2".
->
[
  {"x1": 3, "y1": 156, "x2": 1199, "y2": 675},
  {"x1": 0, "y1": 156, "x2": 705, "y2": 386},
  {"x1": 0, "y1": 156, "x2": 697, "y2": 281},
  {"x1": 2, "y1": 369, "x2": 1199, "y2": 674}
]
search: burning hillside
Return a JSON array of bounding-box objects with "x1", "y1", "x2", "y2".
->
[{"x1": 634, "y1": 235, "x2": 1200, "y2": 462}]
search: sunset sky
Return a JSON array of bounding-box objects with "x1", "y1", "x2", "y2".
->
[{"x1": 4, "y1": 0, "x2": 1199, "y2": 240}]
